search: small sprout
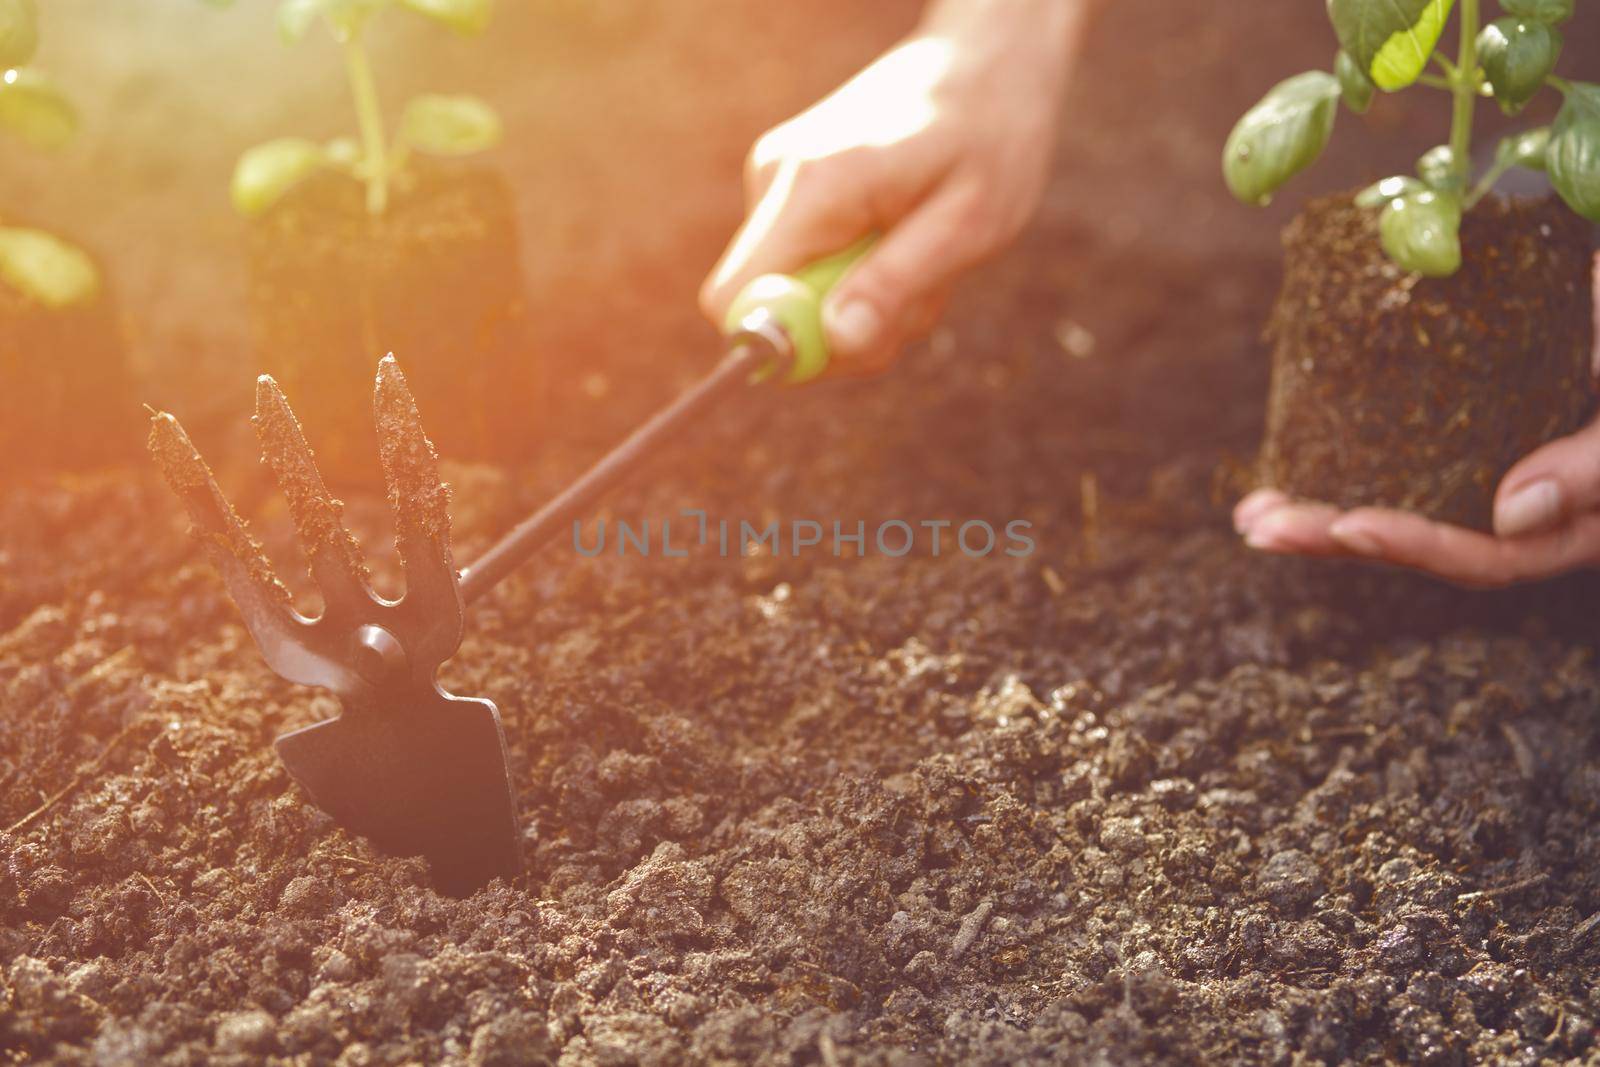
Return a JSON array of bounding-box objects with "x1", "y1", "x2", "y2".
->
[
  {"x1": 1336, "y1": 50, "x2": 1375, "y2": 113},
  {"x1": 229, "y1": 0, "x2": 502, "y2": 218},
  {"x1": 0, "y1": 4, "x2": 99, "y2": 309},
  {"x1": 1380, "y1": 191, "x2": 1463, "y2": 277},
  {"x1": 0, "y1": 0, "x2": 37, "y2": 69},
  {"x1": 1229, "y1": 0, "x2": 1596, "y2": 274},
  {"x1": 0, "y1": 226, "x2": 100, "y2": 308},
  {"x1": 1478, "y1": 18, "x2": 1562, "y2": 114}
]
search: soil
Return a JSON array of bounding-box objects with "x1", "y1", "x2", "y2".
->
[
  {"x1": 1260, "y1": 194, "x2": 1596, "y2": 530},
  {"x1": 4, "y1": 2, "x2": 1600, "y2": 1065},
  {"x1": 0, "y1": 253, "x2": 133, "y2": 474},
  {"x1": 246, "y1": 165, "x2": 540, "y2": 486}
]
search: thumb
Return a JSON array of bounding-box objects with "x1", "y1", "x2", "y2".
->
[
  {"x1": 1493, "y1": 412, "x2": 1600, "y2": 538},
  {"x1": 822, "y1": 183, "x2": 988, "y2": 366}
]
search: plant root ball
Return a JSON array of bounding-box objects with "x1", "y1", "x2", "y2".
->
[{"x1": 1259, "y1": 193, "x2": 1594, "y2": 530}]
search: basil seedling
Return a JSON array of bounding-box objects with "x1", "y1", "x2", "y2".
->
[
  {"x1": 0, "y1": 0, "x2": 98, "y2": 308},
  {"x1": 222, "y1": 0, "x2": 502, "y2": 217},
  {"x1": 1224, "y1": 0, "x2": 1598, "y2": 277}
]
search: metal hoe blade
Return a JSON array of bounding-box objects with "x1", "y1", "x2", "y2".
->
[{"x1": 149, "y1": 357, "x2": 519, "y2": 895}]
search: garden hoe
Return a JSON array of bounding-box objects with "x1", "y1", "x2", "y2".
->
[{"x1": 149, "y1": 241, "x2": 870, "y2": 895}]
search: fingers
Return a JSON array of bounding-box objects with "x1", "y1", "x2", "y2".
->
[
  {"x1": 1325, "y1": 506, "x2": 1600, "y2": 588},
  {"x1": 1237, "y1": 499, "x2": 1349, "y2": 558},
  {"x1": 1236, "y1": 488, "x2": 1600, "y2": 588},
  {"x1": 821, "y1": 182, "x2": 990, "y2": 368},
  {"x1": 1492, "y1": 413, "x2": 1600, "y2": 537},
  {"x1": 1233, "y1": 488, "x2": 1289, "y2": 534},
  {"x1": 699, "y1": 154, "x2": 877, "y2": 329}
]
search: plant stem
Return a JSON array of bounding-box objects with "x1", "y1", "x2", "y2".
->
[
  {"x1": 343, "y1": 39, "x2": 387, "y2": 216},
  {"x1": 1465, "y1": 158, "x2": 1511, "y2": 209},
  {"x1": 1449, "y1": 0, "x2": 1480, "y2": 186}
]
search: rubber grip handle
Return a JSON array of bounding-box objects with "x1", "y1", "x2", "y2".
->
[{"x1": 721, "y1": 236, "x2": 876, "y2": 384}]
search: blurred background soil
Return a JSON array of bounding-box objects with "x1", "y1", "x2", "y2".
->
[{"x1": 3, "y1": 2, "x2": 1600, "y2": 1063}]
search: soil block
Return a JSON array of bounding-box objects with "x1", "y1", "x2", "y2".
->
[
  {"x1": 245, "y1": 165, "x2": 541, "y2": 485},
  {"x1": 0, "y1": 261, "x2": 133, "y2": 476},
  {"x1": 1259, "y1": 193, "x2": 1594, "y2": 530}
]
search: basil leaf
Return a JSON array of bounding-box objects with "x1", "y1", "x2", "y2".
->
[
  {"x1": 1549, "y1": 82, "x2": 1600, "y2": 221},
  {"x1": 398, "y1": 0, "x2": 490, "y2": 34},
  {"x1": 0, "y1": 0, "x2": 38, "y2": 68},
  {"x1": 400, "y1": 94, "x2": 501, "y2": 156},
  {"x1": 1479, "y1": 18, "x2": 1562, "y2": 114},
  {"x1": 1336, "y1": 49, "x2": 1375, "y2": 113},
  {"x1": 0, "y1": 70, "x2": 76, "y2": 151},
  {"x1": 1501, "y1": 0, "x2": 1573, "y2": 23},
  {"x1": 1380, "y1": 191, "x2": 1462, "y2": 277},
  {"x1": 1495, "y1": 126, "x2": 1550, "y2": 171},
  {"x1": 1223, "y1": 71, "x2": 1341, "y2": 206},
  {"x1": 0, "y1": 226, "x2": 99, "y2": 308},
  {"x1": 1355, "y1": 175, "x2": 1426, "y2": 207},
  {"x1": 231, "y1": 138, "x2": 326, "y2": 217},
  {"x1": 1327, "y1": 0, "x2": 1456, "y2": 91}
]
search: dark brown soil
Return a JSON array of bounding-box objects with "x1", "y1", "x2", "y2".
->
[
  {"x1": 1260, "y1": 194, "x2": 1595, "y2": 530},
  {"x1": 246, "y1": 165, "x2": 541, "y2": 485},
  {"x1": 0, "y1": 253, "x2": 134, "y2": 474},
  {"x1": 4, "y1": 3, "x2": 1600, "y2": 1065}
]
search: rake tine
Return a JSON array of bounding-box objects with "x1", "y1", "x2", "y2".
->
[
  {"x1": 253, "y1": 375, "x2": 372, "y2": 610},
  {"x1": 373, "y1": 355, "x2": 464, "y2": 662},
  {"x1": 148, "y1": 411, "x2": 331, "y2": 686}
]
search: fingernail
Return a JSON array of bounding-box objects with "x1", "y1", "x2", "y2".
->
[
  {"x1": 1329, "y1": 520, "x2": 1382, "y2": 557},
  {"x1": 824, "y1": 298, "x2": 882, "y2": 357},
  {"x1": 1495, "y1": 480, "x2": 1561, "y2": 538}
]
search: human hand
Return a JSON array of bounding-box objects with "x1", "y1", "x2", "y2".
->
[
  {"x1": 1236, "y1": 260, "x2": 1600, "y2": 588},
  {"x1": 699, "y1": 0, "x2": 1093, "y2": 376}
]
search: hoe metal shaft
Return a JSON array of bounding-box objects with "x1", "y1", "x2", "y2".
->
[{"x1": 457, "y1": 338, "x2": 776, "y2": 602}]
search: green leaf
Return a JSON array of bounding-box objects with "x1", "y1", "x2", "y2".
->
[
  {"x1": 277, "y1": 0, "x2": 383, "y2": 43},
  {"x1": 1479, "y1": 18, "x2": 1562, "y2": 114},
  {"x1": 1501, "y1": 0, "x2": 1573, "y2": 23},
  {"x1": 1327, "y1": 0, "x2": 1456, "y2": 91},
  {"x1": 1223, "y1": 72, "x2": 1341, "y2": 206},
  {"x1": 1380, "y1": 191, "x2": 1462, "y2": 276},
  {"x1": 232, "y1": 137, "x2": 326, "y2": 217},
  {"x1": 400, "y1": 93, "x2": 501, "y2": 156},
  {"x1": 1495, "y1": 126, "x2": 1550, "y2": 171},
  {"x1": 1416, "y1": 144, "x2": 1462, "y2": 189},
  {"x1": 0, "y1": 70, "x2": 76, "y2": 151},
  {"x1": 1356, "y1": 175, "x2": 1427, "y2": 207},
  {"x1": 0, "y1": 0, "x2": 38, "y2": 68},
  {"x1": 398, "y1": 0, "x2": 490, "y2": 34},
  {"x1": 1548, "y1": 82, "x2": 1600, "y2": 221},
  {"x1": 0, "y1": 226, "x2": 99, "y2": 308},
  {"x1": 1336, "y1": 50, "x2": 1375, "y2": 113},
  {"x1": 277, "y1": 0, "x2": 324, "y2": 41}
]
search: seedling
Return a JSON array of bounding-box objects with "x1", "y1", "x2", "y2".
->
[
  {"x1": 1225, "y1": 0, "x2": 1599, "y2": 277},
  {"x1": 226, "y1": 0, "x2": 502, "y2": 218},
  {"x1": 0, "y1": 0, "x2": 98, "y2": 308}
]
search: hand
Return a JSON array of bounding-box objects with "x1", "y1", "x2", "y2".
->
[
  {"x1": 1237, "y1": 261, "x2": 1600, "y2": 588},
  {"x1": 699, "y1": 0, "x2": 1092, "y2": 375}
]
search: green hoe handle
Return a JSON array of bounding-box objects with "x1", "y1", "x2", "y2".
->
[{"x1": 721, "y1": 236, "x2": 876, "y2": 384}]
